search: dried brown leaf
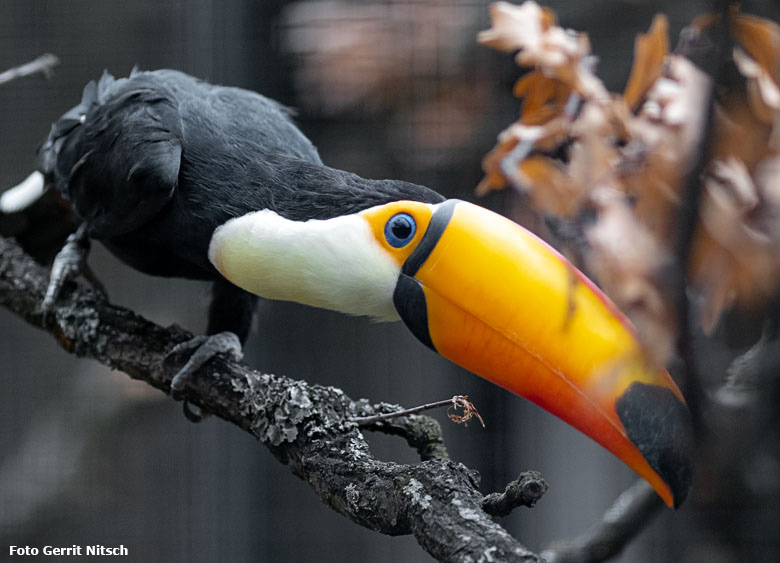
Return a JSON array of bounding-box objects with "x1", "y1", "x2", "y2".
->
[
  {"x1": 733, "y1": 47, "x2": 780, "y2": 124},
  {"x1": 498, "y1": 115, "x2": 569, "y2": 151},
  {"x1": 621, "y1": 54, "x2": 712, "y2": 242},
  {"x1": 516, "y1": 155, "x2": 583, "y2": 216},
  {"x1": 626, "y1": 151, "x2": 684, "y2": 241},
  {"x1": 690, "y1": 157, "x2": 780, "y2": 331},
  {"x1": 568, "y1": 102, "x2": 622, "y2": 190},
  {"x1": 477, "y1": 1, "x2": 547, "y2": 53},
  {"x1": 711, "y1": 99, "x2": 774, "y2": 170},
  {"x1": 623, "y1": 14, "x2": 669, "y2": 111},
  {"x1": 755, "y1": 155, "x2": 780, "y2": 209},
  {"x1": 643, "y1": 55, "x2": 711, "y2": 135},
  {"x1": 731, "y1": 12, "x2": 780, "y2": 89},
  {"x1": 693, "y1": 9, "x2": 780, "y2": 149},
  {"x1": 513, "y1": 71, "x2": 572, "y2": 125},
  {"x1": 447, "y1": 395, "x2": 486, "y2": 428},
  {"x1": 478, "y1": 1, "x2": 608, "y2": 99},
  {"x1": 540, "y1": 6, "x2": 557, "y2": 30},
  {"x1": 477, "y1": 114, "x2": 572, "y2": 196},
  {"x1": 476, "y1": 136, "x2": 518, "y2": 195}
]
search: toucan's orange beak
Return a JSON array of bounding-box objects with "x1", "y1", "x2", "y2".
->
[{"x1": 392, "y1": 200, "x2": 692, "y2": 508}]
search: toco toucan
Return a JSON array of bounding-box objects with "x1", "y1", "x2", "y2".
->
[{"x1": 5, "y1": 69, "x2": 692, "y2": 508}]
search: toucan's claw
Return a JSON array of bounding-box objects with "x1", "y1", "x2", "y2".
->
[
  {"x1": 182, "y1": 401, "x2": 206, "y2": 423},
  {"x1": 167, "y1": 331, "x2": 243, "y2": 413},
  {"x1": 43, "y1": 223, "x2": 92, "y2": 314},
  {"x1": 168, "y1": 332, "x2": 243, "y2": 423}
]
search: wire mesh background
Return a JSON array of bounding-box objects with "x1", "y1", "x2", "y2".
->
[{"x1": 1, "y1": 1, "x2": 779, "y2": 561}]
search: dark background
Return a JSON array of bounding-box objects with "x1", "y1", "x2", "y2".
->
[{"x1": 1, "y1": 1, "x2": 778, "y2": 561}]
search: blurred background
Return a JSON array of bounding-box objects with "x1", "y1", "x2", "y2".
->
[{"x1": 1, "y1": 1, "x2": 778, "y2": 561}]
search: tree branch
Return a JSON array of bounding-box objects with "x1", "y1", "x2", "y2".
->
[
  {"x1": 670, "y1": 0, "x2": 733, "y2": 439},
  {"x1": 0, "y1": 234, "x2": 543, "y2": 563},
  {"x1": 540, "y1": 480, "x2": 663, "y2": 563},
  {"x1": 482, "y1": 471, "x2": 549, "y2": 517},
  {"x1": 0, "y1": 54, "x2": 60, "y2": 86}
]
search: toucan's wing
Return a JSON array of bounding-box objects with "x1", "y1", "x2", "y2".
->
[
  {"x1": 188, "y1": 79, "x2": 321, "y2": 166},
  {"x1": 40, "y1": 71, "x2": 182, "y2": 238}
]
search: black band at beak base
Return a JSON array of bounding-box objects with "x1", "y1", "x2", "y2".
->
[
  {"x1": 393, "y1": 200, "x2": 459, "y2": 352},
  {"x1": 401, "y1": 199, "x2": 458, "y2": 277},
  {"x1": 393, "y1": 274, "x2": 436, "y2": 352}
]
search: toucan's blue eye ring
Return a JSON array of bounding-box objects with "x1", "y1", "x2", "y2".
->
[{"x1": 384, "y1": 213, "x2": 417, "y2": 248}]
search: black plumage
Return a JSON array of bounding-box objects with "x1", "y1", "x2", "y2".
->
[{"x1": 39, "y1": 69, "x2": 444, "y2": 342}]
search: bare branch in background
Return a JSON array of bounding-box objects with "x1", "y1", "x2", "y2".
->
[
  {"x1": 669, "y1": 0, "x2": 732, "y2": 439},
  {"x1": 0, "y1": 54, "x2": 60, "y2": 86},
  {"x1": 541, "y1": 480, "x2": 664, "y2": 563}
]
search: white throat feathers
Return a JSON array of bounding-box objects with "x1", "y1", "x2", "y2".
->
[{"x1": 208, "y1": 208, "x2": 402, "y2": 321}]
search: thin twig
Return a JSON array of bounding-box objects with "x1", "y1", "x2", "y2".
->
[
  {"x1": 0, "y1": 54, "x2": 60, "y2": 86},
  {"x1": 541, "y1": 479, "x2": 664, "y2": 563},
  {"x1": 352, "y1": 394, "x2": 485, "y2": 428},
  {"x1": 352, "y1": 397, "x2": 461, "y2": 425}
]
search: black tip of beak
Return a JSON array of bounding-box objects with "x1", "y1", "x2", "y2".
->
[{"x1": 616, "y1": 383, "x2": 694, "y2": 508}]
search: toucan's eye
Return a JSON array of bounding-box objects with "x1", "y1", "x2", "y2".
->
[{"x1": 384, "y1": 213, "x2": 416, "y2": 248}]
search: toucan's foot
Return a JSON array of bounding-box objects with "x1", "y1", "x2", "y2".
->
[
  {"x1": 42, "y1": 223, "x2": 105, "y2": 313},
  {"x1": 167, "y1": 331, "x2": 243, "y2": 421}
]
